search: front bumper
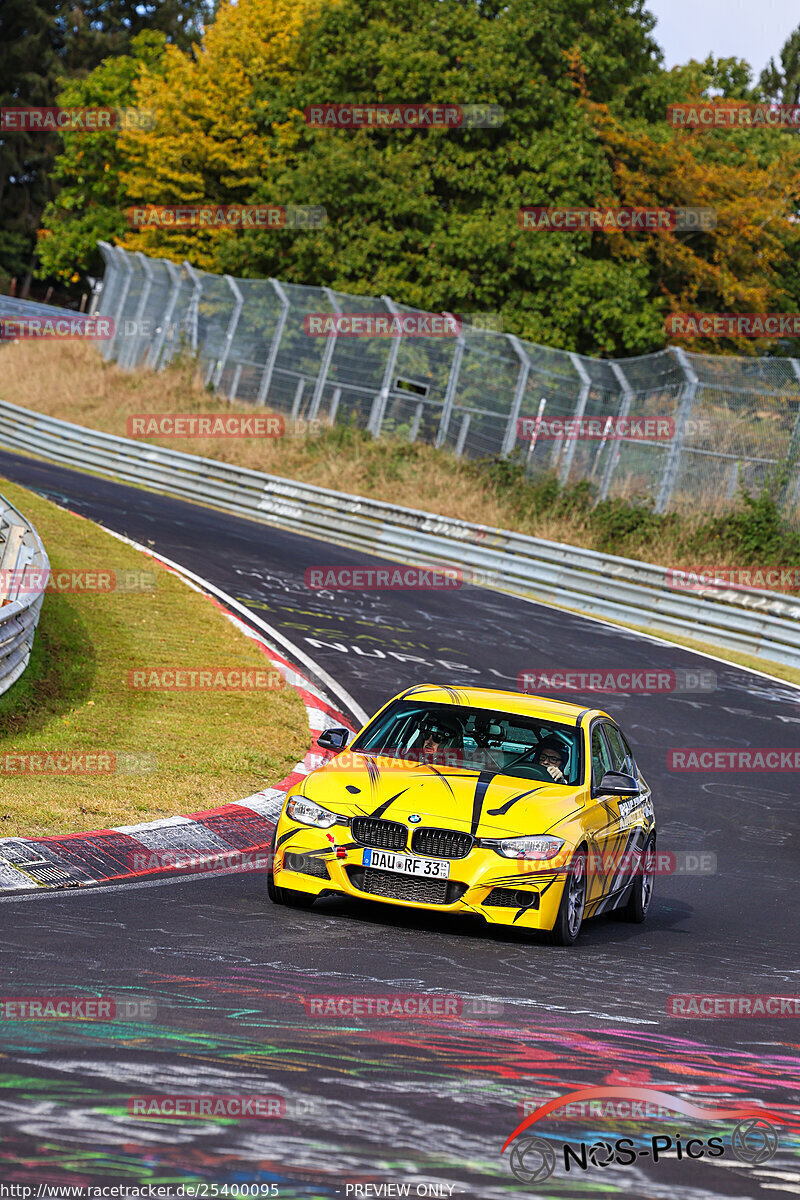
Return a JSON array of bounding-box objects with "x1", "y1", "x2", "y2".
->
[{"x1": 273, "y1": 819, "x2": 570, "y2": 931}]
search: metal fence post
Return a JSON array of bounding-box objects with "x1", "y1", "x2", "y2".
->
[
  {"x1": 435, "y1": 322, "x2": 465, "y2": 448},
  {"x1": 500, "y1": 336, "x2": 531, "y2": 457},
  {"x1": 211, "y1": 275, "x2": 244, "y2": 391},
  {"x1": 257, "y1": 279, "x2": 290, "y2": 406},
  {"x1": 455, "y1": 413, "x2": 471, "y2": 456},
  {"x1": 119, "y1": 251, "x2": 154, "y2": 369},
  {"x1": 559, "y1": 353, "x2": 592, "y2": 485},
  {"x1": 598, "y1": 363, "x2": 633, "y2": 502},
  {"x1": 148, "y1": 259, "x2": 182, "y2": 369},
  {"x1": 368, "y1": 296, "x2": 402, "y2": 437},
  {"x1": 182, "y1": 262, "x2": 202, "y2": 354},
  {"x1": 308, "y1": 287, "x2": 341, "y2": 421},
  {"x1": 778, "y1": 359, "x2": 800, "y2": 513},
  {"x1": 291, "y1": 377, "x2": 306, "y2": 421},
  {"x1": 109, "y1": 247, "x2": 134, "y2": 363},
  {"x1": 655, "y1": 347, "x2": 699, "y2": 514}
]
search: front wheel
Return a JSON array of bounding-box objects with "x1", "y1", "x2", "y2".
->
[
  {"x1": 619, "y1": 835, "x2": 655, "y2": 923},
  {"x1": 546, "y1": 847, "x2": 586, "y2": 945}
]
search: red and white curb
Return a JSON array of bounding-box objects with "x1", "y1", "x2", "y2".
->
[{"x1": 0, "y1": 533, "x2": 359, "y2": 895}]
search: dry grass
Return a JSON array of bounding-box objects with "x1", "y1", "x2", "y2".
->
[
  {"x1": 2, "y1": 341, "x2": 800, "y2": 692},
  {"x1": 0, "y1": 479, "x2": 308, "y2": 837},
  {"x1": 0, "y1": 340, "x2": 609, "y2": 546}
]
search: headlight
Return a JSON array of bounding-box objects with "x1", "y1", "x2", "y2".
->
[
  {"x1": 286, "y1": 796, "x2": 338, "y2": 829},
  {"x1": 487, "y1": 835, "x2": 565, "y2": 859}
]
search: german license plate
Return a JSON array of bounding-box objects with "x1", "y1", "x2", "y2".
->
[{"x1": 362, "y1": 848, "x2": 450, "y2": 879}]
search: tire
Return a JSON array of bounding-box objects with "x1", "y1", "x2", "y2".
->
[
  {"x1": 546, "y1": 847, "x2": 587, "y2": 946},
  {"x1": 619, "y1": 835, "x2": 655, "y2": 923},
  {"x1": 266, "y1": 828, "x2": 316, "y2": 909}
]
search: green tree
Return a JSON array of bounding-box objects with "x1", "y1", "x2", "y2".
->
[
  {"x1": 760, "y1": 24, "x2": 800, "y2": 104},
  {"x1": 1, "y1": 1, "x2": 216, "y2": 293},
  {"x1": 37, "y1": 32, "x2": 168, "y2": 285}
]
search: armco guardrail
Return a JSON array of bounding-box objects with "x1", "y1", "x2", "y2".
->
[
  {"x1": 0, "y1": 396, "x2": 798, "y2": 669},
  {"x1": 0, "y1": 491, "x2": 49, "y2": 696}
]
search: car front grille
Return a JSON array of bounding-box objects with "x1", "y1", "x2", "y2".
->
[
  {"x1": 346, "y1": 866, "x2": 468, "y2": 906},
  {"x1": 351, "y1": 816, "x2": 407, "y2": 851},
  {"x1": 411, "y1": 826, "x2": 473, "y2": 859},
  {"x1": 483, "y1": 887, "x2": 539, "y2": 909}
]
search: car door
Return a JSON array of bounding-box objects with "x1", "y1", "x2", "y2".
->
[
  {"x1": 582, "y1": 722, "x2": 624, "y2": 910},
  {"x1": 604, "y1": 722, "x2": 654, "y2": 859}
]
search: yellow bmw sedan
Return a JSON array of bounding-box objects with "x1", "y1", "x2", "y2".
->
[{"x1": 268, "y1": 684, "x2": 655, "y2": 944}]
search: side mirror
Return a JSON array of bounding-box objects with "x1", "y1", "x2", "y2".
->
[
  {"x1": 317, "y1": 727, "x2": 349, "y2": 751},
  {"x1": 594, "y1": 770, "x2": 640, "y2": 797}
]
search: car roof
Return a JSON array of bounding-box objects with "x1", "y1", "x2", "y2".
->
[{"x1": 393, "y1": 683, "x2": 609, "y2": 726}]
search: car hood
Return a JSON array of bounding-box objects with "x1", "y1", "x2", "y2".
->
[{"x1": 297, "y1": 752, "x2": 584, "y2": 838}]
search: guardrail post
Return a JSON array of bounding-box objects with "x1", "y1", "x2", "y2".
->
[
  {"x1": 368, "y1": 296, "x2": 402, "y2": 437},
  {"x1": 148, "y1": 258, "x2": 183, "y2": 369},
  {"x1": 328, "y1": 386, "x2": 342, "y2": 425},
  {"x1": 559, "y1": 353, "x2": 592, "y2": 485},
  {"x1": 656, "y1": 347, "x2": 699, "y2": 513},
  {"x1": 435, "y1": 322, "x2": 465, "y2": 448},
  {"x1": 119, "y1": 251, "x2": 154, "y2": 369},
  {"x1": 500, "y1": 336, "x2": 531, "y2": 457},
  {"x1": 257, "y1": 279, "x2": 290, "y2": 406},
  {"x1": 598, "y1": 363, "x2": 633, "y2": 502},
  {"x1": 308, "y1": 287, "x2": 341, "y2": 421},
  {"x1": 211, "y1": 275, "x2": 244, "y2": 391}
]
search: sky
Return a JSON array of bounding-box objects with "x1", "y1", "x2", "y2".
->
[{"x1": 645, "y1": 0, "x2": 797, "y2": 82}]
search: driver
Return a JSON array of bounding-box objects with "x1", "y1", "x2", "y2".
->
[
  {"x1": 419, "y1": 713, "x2": 462, "y2": 765},
  {"x1": 533, "y1": 735, "x2": 568, "y2": 783}
]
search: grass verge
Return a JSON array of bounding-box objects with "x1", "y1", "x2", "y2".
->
[{"x1": 0, "y1": 478, "x2": 309, "y2": 838}]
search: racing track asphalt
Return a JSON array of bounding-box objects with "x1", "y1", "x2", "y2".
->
[{"x1": 0, "y1": 446, "x2": 798, "y2": 1198}]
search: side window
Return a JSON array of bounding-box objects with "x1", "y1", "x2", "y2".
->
[
  {"x1": 617, "y1": 728, "x2": 638, "y2": 778},
  {"x1": 604, "y1": 724, "x2": 632, "y2": 775},
  {"x1": 591, "y1": 726, "x2": 613, "y2": 788}
]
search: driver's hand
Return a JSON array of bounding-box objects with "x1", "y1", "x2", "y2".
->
[{"x1": 544, "y1": 763, "x2": 565, "y2": 782}]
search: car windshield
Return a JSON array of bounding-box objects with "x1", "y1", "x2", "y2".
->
[{"x1": 351, "y1": 701, "x2": 581, "y2": 785}]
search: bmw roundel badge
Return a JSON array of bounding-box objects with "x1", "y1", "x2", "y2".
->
[{"x1": 408, "y1": 814, "x2": 421, "y2": 824}]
